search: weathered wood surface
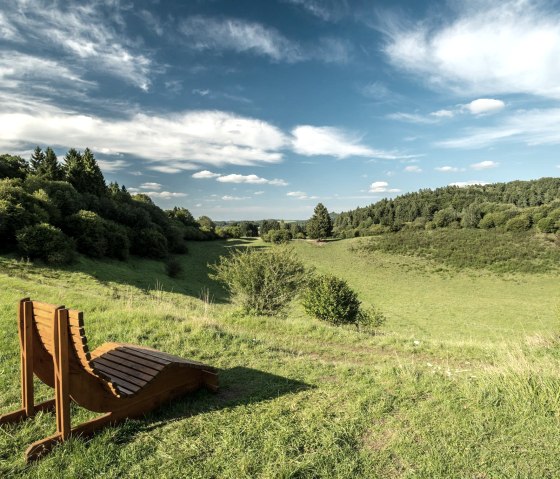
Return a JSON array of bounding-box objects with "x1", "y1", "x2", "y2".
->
[{"x1": 0, "y1": 298, "x2": 218, "y2": 462}]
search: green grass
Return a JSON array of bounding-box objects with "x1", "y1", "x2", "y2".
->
[
  {"x1": 0, "y1": 237, "x2": 559, "y2": 478},
  {"x1": 354, "y1": 228, "x2": 560, "y2": 273}
]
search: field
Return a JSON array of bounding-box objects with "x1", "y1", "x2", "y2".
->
[{"x1": 1, "y1": 236, "x2": 559, "y2": 478}]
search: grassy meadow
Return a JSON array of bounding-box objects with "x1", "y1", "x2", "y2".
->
[{"x1": 0, "y1": 236, "x2": 559, "y2": 478}]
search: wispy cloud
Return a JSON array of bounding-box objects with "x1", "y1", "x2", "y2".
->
[
  {"x1": 179, "y1": 15, "x2": 351, "y2": 64},
  {"x1": 380, "y1": 1, "x2": 560, "y2": 99},
  {"x1": 369, "y1": 181, "x2": 400, "y2": 193},
  {"x1": 0, "y1": 107, "x2": 288, "y2": 170},
  {"x1": 435, "y1": 166, "x2": 464, "y2": 172},
  {"x1": 144, "y1": 191, "x2": 187, "y2": 199},
  {"x1": 192, "y1": 170, "x2": 221, "y2": 179},
  {"x1": 140, "y1": 182, "x2": 163, "y2": 190},
  {"x1": 222, "y1": 195, "x2": 250, "y2": 201},
  {"x1": 387, "y1": 112, "x2": 439, "y2": 124},
  {"x1": 471, "y1": 160, "x2": 499, "y2": 170},
  {"x1": 287, "y1": 191, "x2": 318, "y2": 200},
  {"x1": 284, "y1": 0, "x2": 350, "y2": 22},
  {"x1": 217, "y1": 174, "x2": 288, "y2": 186},
  {"x1": 2, "y1": 1, "x2": 155, "y2": 90},
  {"x1": 437, "y1": 108, "x2": 560, "y2": 149},
  {"x1": 97, "y1": 159, "x2": 130, "y2": 173},
  {"x1": 180, "y1": 16, "x2": 303, "y2": 62},
  {"x1": 291, "y1": 125, "x2": 412, "y2": 159},
  {"x1": 404, "y1": 165, "x2": 422, "y2": 173}
]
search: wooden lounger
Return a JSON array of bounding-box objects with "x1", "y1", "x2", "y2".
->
[{"x1": 0, "y1": 298, "x2": 218, "y2": 461}]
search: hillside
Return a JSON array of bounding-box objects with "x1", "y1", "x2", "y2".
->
[
  {"x1": 1, "y1": 238, "x2": 559, "y2": 477},
  {"x1": 334, "y1": 177, "x2": 560, "y2": 237}
]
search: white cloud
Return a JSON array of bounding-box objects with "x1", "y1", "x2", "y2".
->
[
  {"x1": 180, "y1": 16, "x2": 303, "y2": 62},
  {"x1": 222, "y1": 195, "x2": 250, "y2": 201},
  {"x1": 471, "y1": 160, "x2": 499, "y2": 170},
  {"x1": 1, "y1": 1, "x2": 154, "y2": 90},
  {"x1": 463, "y1": 99, "x2": 505, "y2": 115},
  {"x1": 431, "y1": 109, "x2": 454, "y2": 118},
  {"x1": 192, "y1": 170, "x2": 220, "y2": 179},
  {"x1": 381, "y1": 2, "x2": 560, "y2": 99},
  {"x1": 217, "y1": 174, "x2": 288, "y2": 186},
  {"x1": 369, "y1": 181, "x2": 400, "y2": 193},
  {"x1": 97, "y1": 159, "x2": 130, "y2": 173},
  {"x1": 284, "y1": 0, "x2": 349, "y2": 22},
  {"x1": 404, "y1": 165, "x2": 422, "y2": 173},
  {"x1": 0, "y1": 107, "x2": 288, "y2": 169},
  {"x1": 292, "y1": 125, "x2": 406, "y2": 159},
  {"x1": 143, "y1": 191, "x2": 187, "y2": 199},
  {"x1": 449, "y1": 181, "x2": 489, "y2": 188},
  {"x1": 437, "y1": 108, "x2": 560, "y2": 149},
  {"x1": 435, "y1": 166, "x2": 462, "y2": 172},
  {"x1": 140, "y1": 182, "x2": 162, "y2": 190},
  {"x1": 387, "y1": 112, "x2": 439, "y2": 124},
  {"x1": 254, "y1": 191, "x2": 265, "y2": 195},
  {"x1": 179, "y1": 15, "x2": 351, "y2": 64},
  {"x1": 287, "y1": 191, "x2": 317, "y2": 200}
]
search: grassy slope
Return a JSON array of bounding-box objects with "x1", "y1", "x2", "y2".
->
[{"x1": 0, "y1": 238, "x2": 558, "y2": 478}]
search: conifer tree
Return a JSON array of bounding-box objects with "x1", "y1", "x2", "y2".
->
[
  {"x1": 306, "y1": 203, "x2": 333, "y2": 240},
  {"x1": 30, "y1": 146, "x2": 45, "y2": 172},
  {"x1": 39, "y1": 147, "x2": 64, "y2": 180}
]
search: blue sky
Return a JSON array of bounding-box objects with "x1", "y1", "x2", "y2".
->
[{"x1": 1, "y1": 0, "x2": 560, "y2": 220}]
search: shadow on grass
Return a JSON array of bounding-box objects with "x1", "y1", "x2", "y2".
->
[
  {"x1": 106, "y1": 366, "x2": 312, "y2": 440},
  {"x1": 0, "y1": 238, "x2": 264, "y2": 305}
]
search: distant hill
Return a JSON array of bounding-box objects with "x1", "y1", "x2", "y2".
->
[{"x1": 333, "y1": 177, "x2": 560, "y2": 237}]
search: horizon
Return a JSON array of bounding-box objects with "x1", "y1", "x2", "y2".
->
[{"x1": 2, "y1": 0, "x2": 560, "y2": 220}]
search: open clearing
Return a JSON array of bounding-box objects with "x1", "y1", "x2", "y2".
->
[{"x1": 1, "y1": 238, "x2": 559, "y2": 478}]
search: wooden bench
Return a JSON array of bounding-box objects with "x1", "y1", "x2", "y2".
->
[{"x1": 0, "y1": 298, "x2": 218, "y2": 461}]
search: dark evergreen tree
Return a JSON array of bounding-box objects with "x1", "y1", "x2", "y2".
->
[
  {"x1": 307, "y1": 203, "x2": 333, "y2": 240},
  {"x1": 30, "y1": 146, "x2": 45, "y2": 172},
  {"x1": 0, "y1": 154, "x2": 29, "y2": 179},
  {"x1": 40, "y1": 147, "x2": 64, "y2": 181},
  {"x1": 64, "y1": 148, "x2": 106, "y2": 196}
]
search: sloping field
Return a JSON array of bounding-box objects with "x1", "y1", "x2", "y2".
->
[{"x1": 0, "y1": 238, "x2": 559, "y2": 478}]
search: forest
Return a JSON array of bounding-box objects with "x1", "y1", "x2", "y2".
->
[
  {"x1": 333, "y1": 177, "x2": 560, "y2": 237},
  {"x1": 0, "y1": 148, "x2": 214, "y2": 264}
]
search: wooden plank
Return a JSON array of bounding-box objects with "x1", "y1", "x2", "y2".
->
[
  {"x1": 93, "y1": 357, "x2": 155, "y2": 383},
  {"x1": 105, "y1": 349, "x2": 164, "y2": 372},
  {"x1": 124, "y1": 346, "x2": 211, "y2": 370},
  {"x1": 67, "y1": 310, "x2": 83, "y2": 327},
  {"x1": 120, "y1": 347, "x2": 171, "y2": 365},
  {"x1": 33, "y1": 310, "x2": 55, "y2": 323},
  {"x1": 100, "y1": 351, "x2": 161, "y2": 375},
  {"x1": 32, "y1": 301, "x2": 63, "y2": 314},
  {"x1": 54, "y1": 309, "x2": 70, "y2": 438},
  {"x1": 92, "y1": 362, "x2": 146, "y2": 389},
  {"x1": 21, "y1": 300, "x2": 34, "y2": 416}
]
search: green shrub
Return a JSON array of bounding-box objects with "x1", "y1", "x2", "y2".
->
[
  {"x1": 65, "y1": 210, "x2": 108, "y2": 258},
  {"x1": 505, "y1": 214, "x2": 531, "y2": 232},
  {"x1": 210, "y1": 246, "x2": 306, "y2": 315},
  {"x1": 103, "y1": 220, "x2": 130, "y2": 260},
  {"x1": 264, "y1": 229, "x2": 292, "y2": 244},
  {"x1": 134, "y1": 228, "x2": 168, "y2": 258},
  {"x1": 356, "y1": 306, "x2": 387, "y2": 332},
  {"x1": 537, "y1": 217, "x2": 558, "y2": 233},
  {"x1": 165, "y1": 257, "x2": 183, "y2": 278},
  {"x1": 16, "y1": 223, "x2": 74, "y2": 264},
  {"x1": 302, "y1": 274, "x2": 361, "y2": 325}
]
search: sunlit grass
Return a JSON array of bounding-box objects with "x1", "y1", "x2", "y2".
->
[{"x1": 0, "y1": 238, "x2": 559, "y2": 478}]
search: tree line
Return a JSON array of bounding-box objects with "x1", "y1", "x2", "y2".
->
[
  {"x1": 0, "y1": 147, "x2": 215, "y2": 264},
  {"x1": 333, "y1": 178, "x2": 560, "y2": 237}
]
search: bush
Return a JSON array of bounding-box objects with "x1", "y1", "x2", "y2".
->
[
  {"x1": 356, "y1": 306, "x2": 386, "y2": 332},
  {"x1": 537, "y1": 217, "x2": 558, "y2": 233},
  {"x1": 210, "y1": 246, "x2": 306, "y2": 315},
  {"x1": 165, "y1": 257, "x2": 183, "y2": 278},
  {"x1": 65, "y1": 210, "x2": 108, "y2": 258},
  {"x1": 505, "y1": 214, "x2": 531, "y2": 232},
  {"x1": 133, "y1": 228, "x2": 168, "y2": 258},
  {"x1": 264, "y1": 229, "x2": 292, "y2": 244},
  {"x1": 301, "y1": 274, "x2": 361, "y2": 325},
  {"x1": 16, "y1": 223, "x2": 74, "y2": 264}
]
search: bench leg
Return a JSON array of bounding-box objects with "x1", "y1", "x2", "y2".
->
[
  {"x1": 25, "y1": 412, "x2": 116, "y2": 462},
  {"x1": 0, "y1": 399, "x2": 56, "y2": 426}
]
